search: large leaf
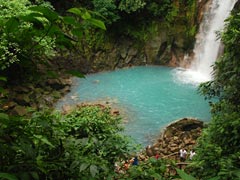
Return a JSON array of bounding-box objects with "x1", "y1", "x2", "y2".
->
[
  {"x1": 151, "y1": 173, "x2": 162, "y2": 179},
  {"x1": 70, "y1": 160, "x2": 80, "y2": 170},
  {"x1": 67, "y1": 8, "x2": 83, "y2": 17},
  {"x1": 176, "y1": 168, "x2": 197, "y2": 180},
  {"x1": 80, "y1": 163, "x2": 89, "y2": 172},
  {"x1": 48, "y1": 24, "x2": 62, "y2": 36},
  {"x1": 90, "y1": 165, "x2": 98, "y2": 177},
  {"x1": 62, "y1": 16, "x2": 78, "y2": 26},
  {"x1": 87, "y1": 18, "x2": 106, "y2": 30},
  {"x1": 0, "y1": 76, "x2": 7, "y2": 81},
  {"x1": 33, "y1": 135, "x2": 55, "y2": 148},
  {"x1": 36, "y1": 155, "x2": 47, "y2": 174},
  {"x1": 0, "y1": 113, "x2": 9, "y2": 121},
  {"x1": 5, "y1": 17, "x2": 19, "y2": 33},
  {"x1": 0, "y1": 173, "x2": 18, "y2": 180},
  {"x1": 55, "y1": 36, "x2": 74, "y2": 48},
  {"x1": 29, "y1": 6, "x2": 59, "y2": 21},
  {"x1": 233, "y1": 170, "x2": 240, "y2": 178},
  {"x1": 82, "y1": 11, "x2": 91, "y2": 20},
  {"x1": 20, "y1": 13, "x2": 46, "y2": 29},
  {"x1": 71, "y1": 28, "x2": 83, "y2": 38},
  {"x1": 30, "y1": 172, "x2": 39, "y2": 180},
  {"x1": 34, "y1": 16, "x2": 50, "y2": 27}
]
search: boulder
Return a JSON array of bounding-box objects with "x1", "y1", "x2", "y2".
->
[
  {"x1": 145, "y1": 117, "x2": 204, "y2": 161},
  {"x1": 46, "y1": 78, "x2": 67, "y2": 90}
]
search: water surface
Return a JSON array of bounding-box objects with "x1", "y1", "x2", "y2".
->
[{"x1": 56, "y1": 66, "x2": 210, "y2": 146}]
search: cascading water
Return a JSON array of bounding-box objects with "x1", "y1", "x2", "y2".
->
[{"x1": 175, "y1": 0, "x2": 237, "y2": 84}]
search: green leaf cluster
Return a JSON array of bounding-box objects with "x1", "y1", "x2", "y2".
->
[
  {"x1": 189, "y1": 9, "x2": 240, "y2": 180},
  {"x1": 0, "y1": 1, "x2": 58, "y2": 70},
  {"x1": 92, "y1": 0, "x2": 120, "y2": 25},
  {"x1": 0, "y1": 0, "x2": 106, "y2": 82},
  {"x1": 0, "y1": 106, "x2": 134, "y2": 179},
  {"x1": 118, "y1": 0, "x2": 146, "y2": 14}
]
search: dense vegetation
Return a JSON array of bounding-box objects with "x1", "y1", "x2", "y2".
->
[
  {"x1": 0, "y1": 0, "x2": 105, "y2": 82},
  {"x1": 0, "y1": 106, "x2": 136, "y2": 179},
  {"x1": 0, "y1": 0, "x2": 240, "y2": 179},
  {"x1": 189, "y1": 7, "x2": 240, "y2": 179}
]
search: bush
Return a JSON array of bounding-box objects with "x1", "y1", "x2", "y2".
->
[
  {"x1": 0, "y1": 106, "x2": 135, "y2": 179},
  {"x1": 0, "y1": 0, "x2": 57, "y2": 70}
]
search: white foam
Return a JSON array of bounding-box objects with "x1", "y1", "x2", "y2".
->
[
  {"x1": 173, "y1": 68, "x2": 211, "y2": 85},
  {"x1": 176, "y1": 0, "x2": 237, "y2": 85}
]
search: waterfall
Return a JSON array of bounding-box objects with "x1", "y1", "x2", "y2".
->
[{"x1": 175, "y1": 0, "x2": 237, "y2": 84}]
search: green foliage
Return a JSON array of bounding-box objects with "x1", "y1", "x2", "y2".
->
[
  {"x1": 190, "y1": 9, "x2": 240, "y2": 180},
  {"x1": 92, "y1": 0, "x2": 120, "y2": 24},
  {"x1": 165, "y1": 4, "x2": 179, "y2": 25},
  {"x1": 176, "y1": 168, "x2": 197, "y2": 180},
  {"x1": 118, "y1": 0, "x2": 146, "y2": 14},
  {"x1": 0, "y1": 173, "x2": 18, "y2": 180},
  {"x1": 0, "y1": 0, "x2": 31, "y2": 18},
  {"x1": 67, "y1": 7, "x2": 106, "y2": 30},
  {"x1": 53, "y1": 0, "x2": 197, "y2": 47},
  {"x1": 0, "y1": 0, "x2": 106, "y2": 83},
  {"x1": 66, "y1": 70, "x2": 85, "y2": 78},
  {"x1": 146, "y1": 0, "x2": 172, "y2": 17},
  {"x1": 118, "y1": 21, "x2": 159, "y2": 43},
  {"x1": 0, "y1": 1, "x2": 58, "y2": 70},
  {"x1": 0, "y1": 106, "x2": 134, "y2": 179},
  {"x1": 114, "y1": 157, "x2": 169, "y2": 179}
]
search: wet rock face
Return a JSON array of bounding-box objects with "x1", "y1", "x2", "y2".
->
[
  {"x1": 89, "y1": 0, "x2": 210, "y2": 71},
  {"x1": 197, "y1": 0, "x2": 210, "y2": 24},
  {"x1": 145, "y1": 118, "x2": 204, "y2": 161}
]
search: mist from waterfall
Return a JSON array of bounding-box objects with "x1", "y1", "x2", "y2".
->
[{"x1": 174, "y1": 0, "x2": 237, "y2": 84}]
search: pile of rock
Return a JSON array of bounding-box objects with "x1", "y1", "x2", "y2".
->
[{"x1": 145, "y1": 118, "x2": 204, "y2": 161}]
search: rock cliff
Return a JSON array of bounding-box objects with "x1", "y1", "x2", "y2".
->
[{"x1": 88, "y1": 0, "x2": 210, "y2": 71}]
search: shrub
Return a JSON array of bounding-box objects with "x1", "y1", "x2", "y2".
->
[{"x1": 0, "y1": 106, "x2": 134, "y2": 179}]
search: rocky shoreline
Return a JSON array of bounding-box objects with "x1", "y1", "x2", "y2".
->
[{"x1": 144, "y1": 117, "x2": 204, "y2": 161}]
